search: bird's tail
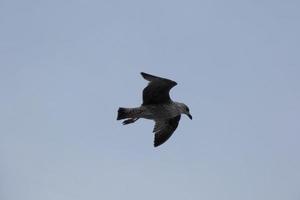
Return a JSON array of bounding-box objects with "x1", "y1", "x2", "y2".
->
[
  {"x1": 117, "y1": 107, "x2": 142, "y2": 120},
  {"x1": 117, "y1": 107, "x2": 129, "y2": 120},
  {"x1": 117, "y1": 107, "x2": 136, "y2": 120}
]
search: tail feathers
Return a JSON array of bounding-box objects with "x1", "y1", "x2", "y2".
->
[{"x1": 117, "y1": 107, "x2": 129, "y2": 120}]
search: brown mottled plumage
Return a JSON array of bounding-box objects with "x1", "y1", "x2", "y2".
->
[{"x1": 117, "y1": 72, "x2": 192, "y2": 147}]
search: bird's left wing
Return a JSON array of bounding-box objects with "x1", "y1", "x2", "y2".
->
[
  {"x1": 141, "y1": 72, "x2": 177, "y2": 105},
  {"x1": 153, "y1": 115, "x2": 181, "y2": 147}
]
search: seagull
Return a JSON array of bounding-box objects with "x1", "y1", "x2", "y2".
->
[{"x1": 117, "y1": 72, "x2": 192, "y2": 147}]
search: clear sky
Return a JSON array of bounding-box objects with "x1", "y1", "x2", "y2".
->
[{"x1": 1, "y1": 0, "x2": 300, "y2": 200}]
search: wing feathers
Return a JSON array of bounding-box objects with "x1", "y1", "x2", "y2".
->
[
  {"x1": 141, "y1": 72, "x2": 177, "y2": 85},
  {"x1": 153, "y1": 115, "x2": 181, "y2": 147},
  {"x1": 141, "y1": 72, "x2": 177, "y2": 105}
]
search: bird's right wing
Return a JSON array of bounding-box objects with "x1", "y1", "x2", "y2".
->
[
  {"x1": 153, "y1": 115, "x2": 181, "y2": 147},
  {"x1": 141, "y1": 72, "x2": 177, "y2": 105}
]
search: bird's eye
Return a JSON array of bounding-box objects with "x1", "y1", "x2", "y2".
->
[{"x1": 186, "y1": 107, "x2": 189, "y2": 112}]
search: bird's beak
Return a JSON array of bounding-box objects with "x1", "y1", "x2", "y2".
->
[{"x1": 187, "y1": 113, "x2": 192, "y2": 120}]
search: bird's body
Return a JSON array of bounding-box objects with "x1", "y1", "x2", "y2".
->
[
  {"x1": 117, "y1": 72, "x2": 192, "y2": 147},
  {"x1": 121, "y1": 103, "x2": 181, "y2": 120}
]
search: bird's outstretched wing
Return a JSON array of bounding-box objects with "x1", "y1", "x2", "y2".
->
[
  {"x1": 141, "y1": 72, "x2": 177, "y2": 105},
  {"x1": 153, "y1": 115, "x2": 181, "y2": 147}
]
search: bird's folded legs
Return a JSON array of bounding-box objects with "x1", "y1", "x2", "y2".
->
[{"x1": 122, "y1": 118, "x2": 139, "y2": 125}]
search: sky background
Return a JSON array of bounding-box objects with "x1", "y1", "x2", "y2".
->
[{"x1": 1, "y1": 0, "x2": 300, "y2": 200}]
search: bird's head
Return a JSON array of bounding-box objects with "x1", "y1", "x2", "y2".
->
[{"x1": 176, "y1": 102, "x2": 192, "y2": 120}]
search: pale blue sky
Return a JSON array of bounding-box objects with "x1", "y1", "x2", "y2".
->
[{"x1": 1, "y1": 0, "x2": 300, "y2": 200}]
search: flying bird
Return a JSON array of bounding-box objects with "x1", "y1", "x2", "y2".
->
[{"x1": 117, "y1": 72, "x2": 192, "y2": 147}]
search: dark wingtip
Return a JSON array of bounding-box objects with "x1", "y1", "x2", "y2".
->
[
  {"x1": 141, "y1": 72, "x2": 150, "y2": 79},
  {"x1": 154, "y1": 142, "x2": 159, "y2": 148},
  {"x1": 154, "y1": 139, "x2": 164, "y2": 147},
  {"x1": 141, "y1": 72, "x2": 177, "y2": 86}
]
